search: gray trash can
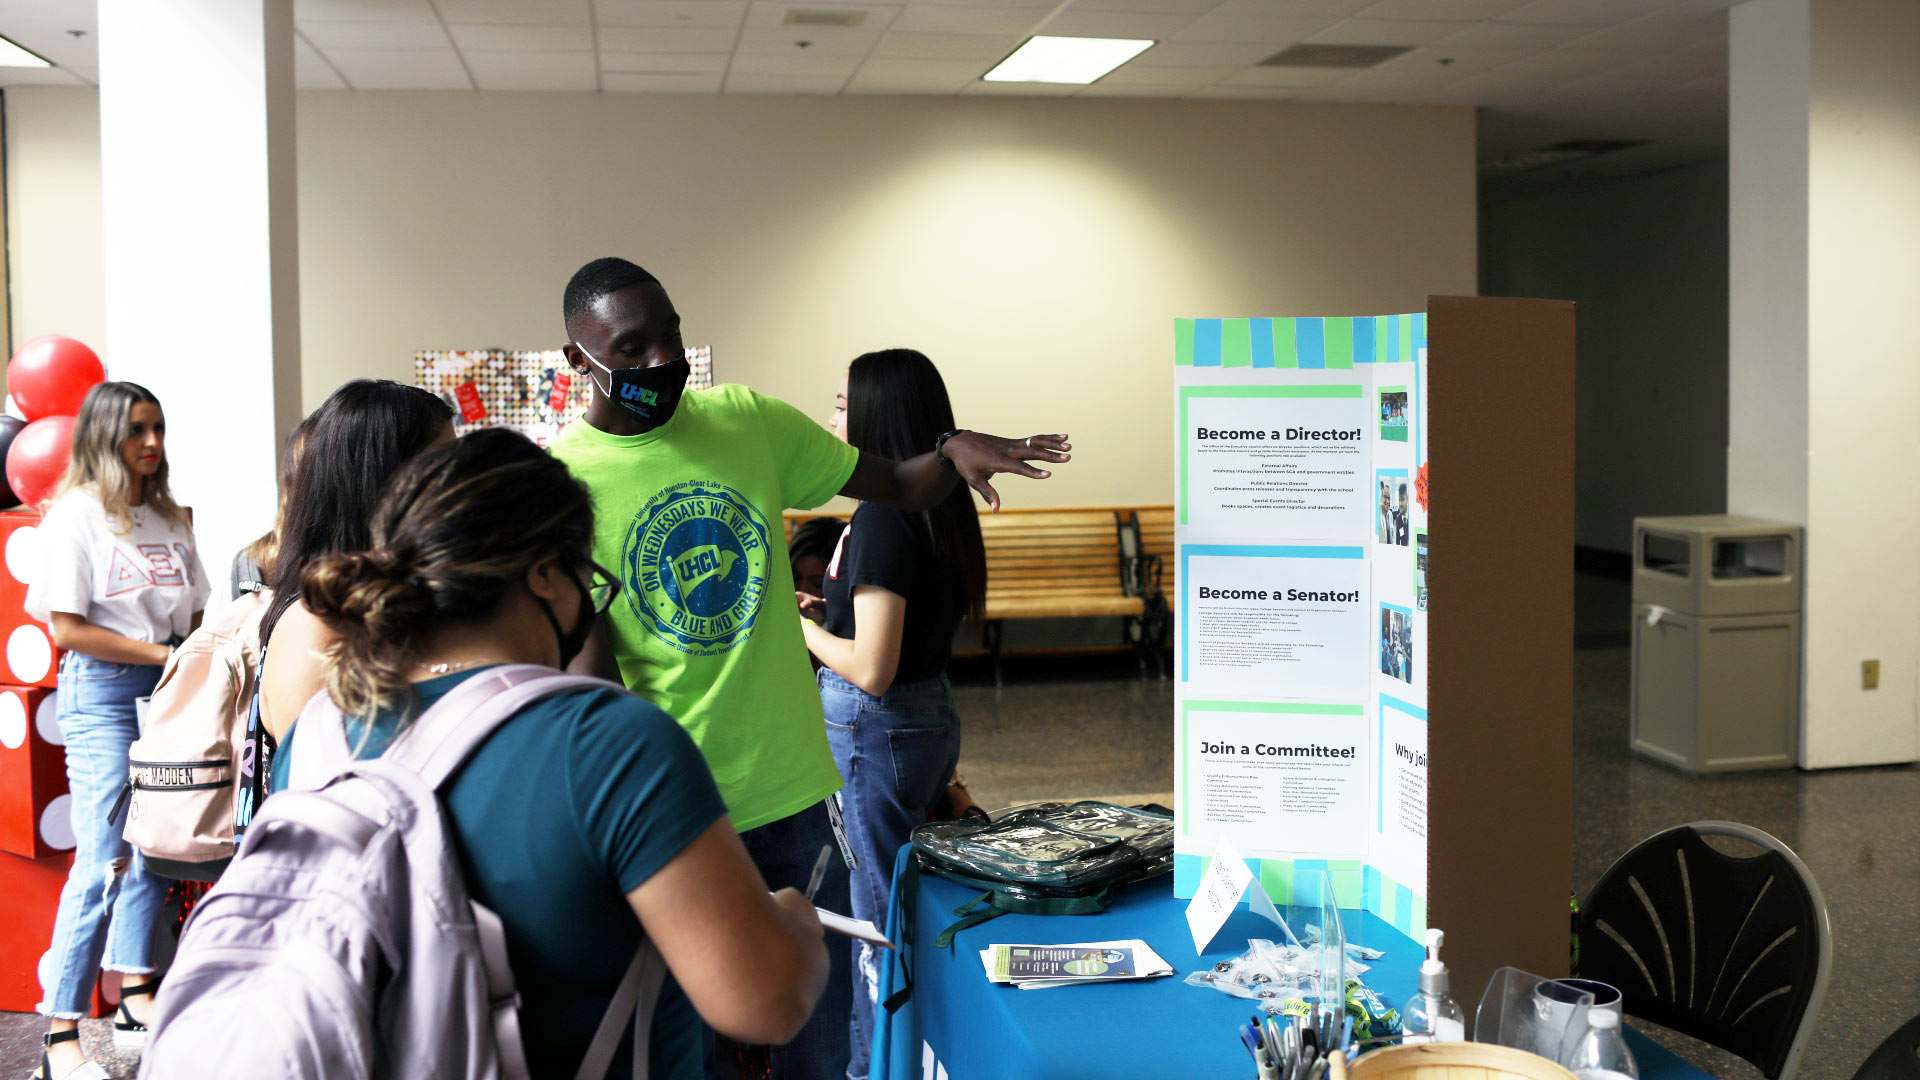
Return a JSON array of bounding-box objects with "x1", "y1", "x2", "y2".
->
[{"x1": 1630, "y1": 515, "x2": 1802, "y2": 773}]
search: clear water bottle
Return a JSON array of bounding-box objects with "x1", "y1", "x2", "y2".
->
[{"x1": 1567, "y1": 1010, "x2": 1639, "y2": 1080}]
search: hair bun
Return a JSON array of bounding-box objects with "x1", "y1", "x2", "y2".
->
[{"x1": 301, "y1": 548, "x2": 435, "y2": 632}]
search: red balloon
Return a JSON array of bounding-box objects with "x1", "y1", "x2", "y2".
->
[
  {"x1": 0, "y1": 415, "x2": 26, "y2": 509},
  {"x1": 9, "y1": 335, "x2": 105, "y2": 422},
  {"x1": 5, "y1": 415, "x2": 74, "y2": 509}
]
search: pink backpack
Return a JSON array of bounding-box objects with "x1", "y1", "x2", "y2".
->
[
  {"x1": 118, "y1": 589, "x2": 272, "y2": 880},
  {"x1": 139, "y1": 665, "x2": 664, "y2": 1080}
]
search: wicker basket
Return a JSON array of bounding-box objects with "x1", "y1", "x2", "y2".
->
[{"x1": 1347, "y1": 1042, "x2": 1578, "y2": 1080}]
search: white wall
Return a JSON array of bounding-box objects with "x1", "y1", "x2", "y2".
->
[
  {"x1": 1481, "y1": 162, "x2": 1729, "y2": 554},
  {"x1": 8, "y1": 88, "x2": 1476, "y2": 512},
  {"x1": 1730, "y1": 0, "x2": 1920, "y2": 768}
]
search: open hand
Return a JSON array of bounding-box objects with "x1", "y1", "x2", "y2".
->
[{"x1": 941, "y1": 431, "x2": 1071, "y2": 512}]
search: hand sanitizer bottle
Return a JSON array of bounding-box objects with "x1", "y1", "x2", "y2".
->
[{"x1": 1402, "y1": 928, "x2": 1466, "y2": 1043}]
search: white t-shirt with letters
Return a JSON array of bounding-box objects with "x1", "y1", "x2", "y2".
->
[{"x1": 24, "y1": 490, "x2": 211, "y2": 643}]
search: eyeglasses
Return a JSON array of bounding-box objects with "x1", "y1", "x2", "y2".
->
[{"x1": 584, "y1": 562, "x2": 622, "y2": 617}]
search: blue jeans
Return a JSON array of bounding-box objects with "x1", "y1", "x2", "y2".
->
[
  {"x1": 732, "y1": 799, "x2": 854, "y2": 1080},
  {"x1": 38, "y1": 652, "x2": 166, "y2": 1019},
  {"x1": 819, "y1": 668, "x2": 961, "y2": 1080}
]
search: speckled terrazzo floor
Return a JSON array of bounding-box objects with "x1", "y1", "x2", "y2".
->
[{"x1": 4, "y1": 636, "x2": 1914, "y2": 1080}]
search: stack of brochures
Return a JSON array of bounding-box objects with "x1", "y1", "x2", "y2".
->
[{"x1": 980, "y1": 940, "x2": 1173, "y2": 989}]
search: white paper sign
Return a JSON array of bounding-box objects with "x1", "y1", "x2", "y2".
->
[{"x1": 1184, "y1": 833, "x2": 1291, "y2": 953}]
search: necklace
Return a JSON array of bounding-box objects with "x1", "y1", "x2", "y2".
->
[{"x1": 414, "y1": 658, "x2": 511, "y2": 674}]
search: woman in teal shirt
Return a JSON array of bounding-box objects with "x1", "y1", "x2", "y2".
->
[{"x1": 273, "y1": 428, "x2": 828, "y2": 1077}]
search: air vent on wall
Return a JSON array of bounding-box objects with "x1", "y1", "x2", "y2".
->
[
  {"x1": 783, "y1": 8, "x2": 867, "y2": 27},
  {"x1": 1260, "y1": 43, "x2": 1413, "y2": 69}
]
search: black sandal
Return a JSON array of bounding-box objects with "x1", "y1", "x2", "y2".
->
[
  {"x1": 31, "y1": 1028, "x2": 107, "y2": 1080},
  {"x1": 112, "y1": 979, "x2": 161, "y2": 1053}
]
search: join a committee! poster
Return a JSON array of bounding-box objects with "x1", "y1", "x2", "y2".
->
[{"x1": 1172, "y1": 315, "x2": 1429, "y2": 940}]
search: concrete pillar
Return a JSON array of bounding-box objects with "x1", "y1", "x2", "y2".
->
[
  {"x1": 1728, "y1": 0, "x2": 1920, "y2": 767},
  {"x1": 96, "y1": 0, "x2": 301, "y2": 605}
]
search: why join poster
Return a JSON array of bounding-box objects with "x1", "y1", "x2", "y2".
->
[{"x1": 1172, "y1": 314, "x2": 1429, "y2": 940}]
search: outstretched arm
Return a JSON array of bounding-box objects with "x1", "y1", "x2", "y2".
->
[{"x1": 838, "y1": 431, "x2": 1071, "y2": 512}]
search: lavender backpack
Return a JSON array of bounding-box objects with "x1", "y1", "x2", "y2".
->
[{"x1": 139, "y1": 665, "x2": 666, "y2": 1080}]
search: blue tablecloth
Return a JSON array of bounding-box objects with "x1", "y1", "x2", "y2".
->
[{"x1": 870, "y1": 848, "x2": 1711, "y2": 1080}]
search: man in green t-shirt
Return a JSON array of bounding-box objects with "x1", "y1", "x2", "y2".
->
[{"x1": 551, "y1": 257, "x2": 1068, "y2": 1080}]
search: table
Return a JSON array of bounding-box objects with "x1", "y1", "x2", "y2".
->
[{"x1": 870, "y1": 849, "x2": 1713, "y2": 1080}]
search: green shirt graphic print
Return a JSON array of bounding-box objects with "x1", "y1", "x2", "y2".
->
[{"x1": 553, "y1": 383, "x2": 860, "y2": 832}]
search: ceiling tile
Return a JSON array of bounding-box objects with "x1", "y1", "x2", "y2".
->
[
  {"x1": 1432, "y1": 70, "x2": 1551, "y2": 105},
  {"x1": 1426, "y1": 20, "x2": 1585, "y2": 50},
  {"x1": 597, "y1": 25, "x2": 740, "y2": 52},
  {"x1": 1222, "y1": 65, "x2": 1348, "y2": 88},
  {"x1": 1354, "y1": 0, "x2": 1527, "y2": 18},
  {"x1": 448, "y1": 23, "x2": 594, "y2": 51},
  {"x1": 1171, "y1": 12, "x2": 1339, "y2": 44},
  {"x1": 1613, "y1": 49, "x2": 1721, "y2": 83},
  {"x1": 464, "y1": 49, "x2": 598, "y2": 89},
  {"x1": 0, "y1": 19, "x2": 98, "y2": 75},
  {"x1": 1373, "y1": 46, "x2": 1525, "y2": 79},
  {"x1": 433, "y1": 0, "x2": 591, "y2": 24},
  {"x1": 1074, "y1": 83, "x2": 1185, "y2": 97},
  {"x1": 728, "y1": 50, "x2": 862, "y2": 76},
  {"x1": 890, "y1": 6, "x2": 1045, "y2": 36},
  {"x1": 1131, "y1": 40, "x2": 1280, "y2": 67},
  {"x1": 603, "y1": 69, "x2": 723, "y2": 91},
  {"x1": 724, "y1": 72, "x2": 847, "y2": 92},
  {"x1": 295, "y1": 19, "x2": 450, "y2": 49},
  {"x1": 742, "y1": 1, "x2": 900, "y2": 28},
  {"x1": 1555, "y1": 8, "x2": 1725, "y2": 52},
  {"x1": 1095, "y1": 62, "x2": 1235, "y2": 86},
  {"x1": 735, "y1": 24, "x2": 889, "y2": 57},
  {"x1": 598, "y1": 51, "x2": 730, "y2": 73},
  {"x1": 1208, "y1": 0, "x2": 1373, "y2": 15},
  {"x1": 1497, "y1": 48, "x2": 1637, "y2": 77},
  {"x1": 844, "y1": 58, "x2": 983, "y2": 93},
  {"x1": 961, "y1": 79, "x2": 1079, "y2": 95},
  {"x1": 1308, "y1": 18, "x2": 1475, "y2": 46},
  {"x1": 594, "y1": 1, "x2": 747, "y2": 28},
  {"x1": 1183, "y1": 84, "x2": 1296, "y2": 98},
  {"x1": 1036, "y1": 11, "x2": 1197, "y2": 39},
  {"x1": 0, "y1": 67, "x2": 88, "y2": 87},
  {"x1": 1069, "y1": 0, "x2": 1220, "y2": 13},
  {"x1": 295, "y1": 0, "x2": 438, "y2": 21},
  {"x1": 1495, "y1": 0, "x2": 1673, "y2": 27},
  {"x1": 869, "y1": 32, "x2": 1022, "y2": 61},
  {"x1": 325, "y1": 47, "x2": 473, "y2": 89},
  {"x1": 294, "y1": 33, "x2": 348, "y2": 88}
]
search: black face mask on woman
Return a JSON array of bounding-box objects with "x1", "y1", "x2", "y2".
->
[
  {"x1": 539, "y1": 571, "x2": 596, "y2": 670},
  {"x1": 575, "y1": 343, "x2": 689, "y2": 431}
]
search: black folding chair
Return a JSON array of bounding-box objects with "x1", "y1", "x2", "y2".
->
[
  {"x1": 1853, "y1": 1013, "x2": 1920, "y2": 1080},
  {"x1": 1576, "y1": 821, "x2": 1831, "y2": 1080}
]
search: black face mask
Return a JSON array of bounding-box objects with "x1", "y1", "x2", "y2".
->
[
  {"x1": 539, "y1": 571, "x2": 596, "y2": 670},
  {"x1": 577, "y1": 345, "x2": 689, "y2": 430}
]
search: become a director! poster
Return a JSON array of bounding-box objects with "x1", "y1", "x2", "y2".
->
[{"x1": 1172, "y1": 315, "x2": 1429, "y2": 939}]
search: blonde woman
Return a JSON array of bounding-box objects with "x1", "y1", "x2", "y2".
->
[{"x1": 24, "y1": 381, "x2": 209, "y2": 1080}]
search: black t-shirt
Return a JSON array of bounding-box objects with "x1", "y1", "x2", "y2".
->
[{"x1": 824, "y1": 504, "x2": 966, "y2": 686}]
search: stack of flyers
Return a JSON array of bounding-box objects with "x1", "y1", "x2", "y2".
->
[{"x1": 980, "y1": 940, "x2": 1174, "y2": 989}]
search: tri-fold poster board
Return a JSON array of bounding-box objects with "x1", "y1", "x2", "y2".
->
[{"x1": 1171, "y1": 297, "x2": 1576, "y2": 995}]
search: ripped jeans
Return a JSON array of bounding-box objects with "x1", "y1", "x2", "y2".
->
[{"x1": 37, "y1": 652, "x2": 165, "y2": 1019}]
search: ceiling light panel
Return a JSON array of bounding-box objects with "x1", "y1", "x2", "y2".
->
[
  {"x1": 983, "y1": 35, "x2": 1154, "y2": 83},
  {"x1": 0, "y1": 34, "x2": 51, "y2": 68}
]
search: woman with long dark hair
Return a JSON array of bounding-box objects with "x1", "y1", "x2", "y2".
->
[
  {"x1": 800, "y1": 349, "x2": 985, "y2": 1080},
  {"x1": 26, "y1": 382, "x2": 209, "y2": 1080},
  {"x1": 274, "y1": 429, "x2": 828, "y2": 1077}
]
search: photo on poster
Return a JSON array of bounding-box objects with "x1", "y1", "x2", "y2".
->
[
  {"x1": 1378, "y1": 387, "x2": 1409, "y2": 442},
  {"x1": 1414, "y1": 532, "x2": 1429, "y2": 610},
  {"x1": 1379, "y1": 603, "x2": 1413, "y2": 684},
  {"x1": 1375, "y1": 469, "x2": 1409, "y2": 547}
]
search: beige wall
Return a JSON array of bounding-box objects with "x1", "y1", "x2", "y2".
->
[{"x1": 8, "y1": 87, "x2": 1475, "y2": 509}]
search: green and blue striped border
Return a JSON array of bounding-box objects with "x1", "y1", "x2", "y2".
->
[{"x1": 1175, "y1": 314, "x2": 1426, "y2": 369}]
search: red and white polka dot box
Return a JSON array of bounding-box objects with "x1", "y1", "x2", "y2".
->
[
  {"x1": 0, "y1": 509, "x2": 62, "y2": 687},
  {"x1": 0, "y1": 684, "x2": 67, "y2": 859}
]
